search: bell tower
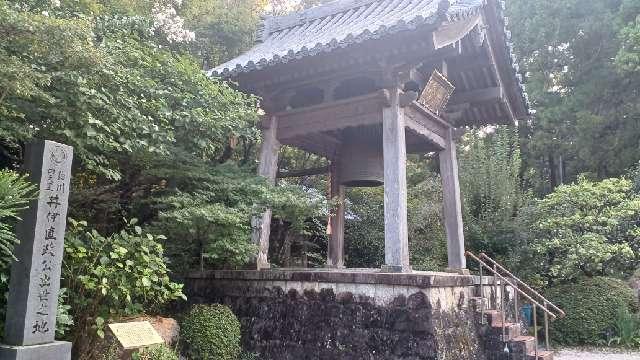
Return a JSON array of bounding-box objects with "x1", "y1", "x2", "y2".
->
[{"x1": 210, "y1": 0, "x2": 529, "y2": 273}]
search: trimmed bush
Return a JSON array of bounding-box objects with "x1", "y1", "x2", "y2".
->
[
  {"x1": 181, "y1": 304, "x2": 241, "y2": 360},
  {"x1": 547, "y1": 277, "x2": 638, "y2": 345},
  {"x1": 133, "y1": 344, "x2": 179, "y2": 360}
]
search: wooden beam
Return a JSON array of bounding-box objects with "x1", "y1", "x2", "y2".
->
[
  {"x1": 276, "y1": 91, "x2": 387, "y2": 140},
  {"x1": 450, "y1": 86, "x2": 502, "y2": 106},
  {"x1": 404, "y1": 118, "x2": 446, "y2": 150},
  {"x1": 277, "y1": 166, "x2": 329, "y2": 178},
  {"x1": 446, "y1": 51, "x2": 492, "y2": 73},
  {"x1": 418, "y1": 46, "x2": 462, "y2": 74},
  {"x1": 281, "y1": 138, "x2": 330, "y2": 158}
]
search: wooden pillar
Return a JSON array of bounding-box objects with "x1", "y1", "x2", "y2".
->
[
  {"x1": 251, "y1": 116, "x2": 280, "y2": 270},
  {"x1": 382, "y1": 86, "x2": 411, "y2": 272},
  {"x1": 327, "y1": 161, "x2": 345, "y2": 268},
  {"x1": 439, "y1": 128, "x2": 466, "y2": 270}
]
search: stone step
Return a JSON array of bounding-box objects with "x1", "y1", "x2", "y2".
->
[
  {"x1": 484, "y1": 310, "x2": 502, "y2": 325},
  {"x1": 470, "y1": 296, "x2": 487, "y2": 310},
  {"x1": 491, "y1": 322, "x2": 521, "y2": 340},
  {"x1": 510, "y1": 335, "x2": 536, "y2": 355},
  {"x1": 483, "y1": 308, "x2": 554, "y2": 360},
  {"x1": 527, "y1": 350, "x2": 554, "y2": 360}
]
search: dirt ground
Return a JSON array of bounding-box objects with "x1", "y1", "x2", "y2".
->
[{"x1": 555, "y1": 348, "x2": 640, "y2": 360}]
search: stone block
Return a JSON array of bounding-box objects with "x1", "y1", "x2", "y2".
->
[
  {"x1": 0, "y1": 341, "x2": 71, "y2": 360},
  {"x1": 4, "y1": 141, "x2": 73, "y2": 346}
]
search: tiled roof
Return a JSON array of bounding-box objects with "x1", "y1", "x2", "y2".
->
[{"x1": 209, "y1": 0, "x2": 484, "y2": 77}]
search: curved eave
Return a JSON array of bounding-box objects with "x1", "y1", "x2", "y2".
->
[{"x1": 208, "y1": 13, "x2": 445, "y2": 78}]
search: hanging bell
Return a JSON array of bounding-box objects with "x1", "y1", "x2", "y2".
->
[{"x1": 338, "y1": 130, "x2": 384, "y2": 187}]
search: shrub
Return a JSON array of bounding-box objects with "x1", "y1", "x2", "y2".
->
[
  {"x1": 609, "y1": 306, "x2": 640, "y2": 347},
  {"x1": 547, "y1": 277, "x2": 638, "y2": 345},
  {"x1": 181, "y1": 304, "x2": 241, "y2": 360},
  {"x1": 133, "y1": 344, "x2": 179, "y2": 360},
  {"x1": 518, "y1": 177, "x2": 640, "y2": 285},
  {"x1": 62, "y1": 218, "x2": 185, "y2": 359}
]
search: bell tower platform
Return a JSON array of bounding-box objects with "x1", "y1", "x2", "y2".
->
[{"x1": 185, "y1": 269, "x2": 488, "y2": 360}]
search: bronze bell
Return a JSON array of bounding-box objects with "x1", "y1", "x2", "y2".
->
[{"x1": 338, "y1": 130, "x2": 384, "y2": 187}]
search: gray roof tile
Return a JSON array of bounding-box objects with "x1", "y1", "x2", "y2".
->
[
  {"x1": 209, "y1": 0, "x2": 484, "y2": 77},
  {"x1": 209, "y1": 0, "x2": 531, "y2": 115}
]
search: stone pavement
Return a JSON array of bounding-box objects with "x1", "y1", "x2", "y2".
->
[{"x1": 555, "y1": 348, "x2": 640, "y2": 360}]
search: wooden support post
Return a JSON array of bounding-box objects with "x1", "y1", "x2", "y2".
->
[
  {"x1": 326, "y1": 161, "x2": 345, "y2": 268},
  {"x1": 382, "y1": 86, "x2": 411, "y2": 273},
  {"x1": 251, "y1": 116, "x2": 280, "y2": 270},
  {"x1": 439, "y1": 127, "x2": 466, "y2": 270}
]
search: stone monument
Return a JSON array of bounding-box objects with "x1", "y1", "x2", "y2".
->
[{"x1": 0, "y1": 140, "x2": 73, "y2": 360}]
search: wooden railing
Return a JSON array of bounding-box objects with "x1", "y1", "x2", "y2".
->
[{"x1": 465, "y1": 251, "x2": 565, "y2": 357}]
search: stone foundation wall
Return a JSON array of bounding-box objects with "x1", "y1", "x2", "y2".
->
[{"x1": 185, "y1": 270, "x2": 488, "y2": 360}]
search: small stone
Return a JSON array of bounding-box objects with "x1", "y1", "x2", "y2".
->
[
  {"x1": 336, "y1": 291, "x2": 354, "y2": 304},
  {"x1": 303, "y1": 289, "x2": 318, "y2": 301},
  {"x1": 287, "y1": 288, "x2": 299, "y2": 300},
  {"x1": 407, "y1": 292, "x2": 430, "y2": 309},
  {"x1": 319, "y1": 288, "x2": 336, "y2": 302},
  {"x1": 149, "y1": 317, "x2": 180, "y2": 346},
  {"x1": 391, "y1": 294, "x2": 407, "y2": 307}
]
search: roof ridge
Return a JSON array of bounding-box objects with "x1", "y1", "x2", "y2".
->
[{"x1": 261, "y1": 0, "x2": 387, "y2": 37}]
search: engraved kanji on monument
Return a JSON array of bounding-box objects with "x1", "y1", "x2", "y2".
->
[{"x1": 0, "y1": 140, "x2": 73, "y2": 360}]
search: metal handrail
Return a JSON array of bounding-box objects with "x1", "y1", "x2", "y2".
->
[
  {"x1": 466, "y1": 251, "x2": 565, "y2": 354},
  {"x1": 466, "y1": 251, "x2": 558, "y2": 320},
  {"x1": 479, "y1": 252, "x2": 566, "y2": 318}
]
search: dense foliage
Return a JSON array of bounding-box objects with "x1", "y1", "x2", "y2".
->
[
  {"x1": 518, "y1": 177, "x2": 640, "y2": 285},
  {"x1": 150, "y1": 162, "x2": 325, "y2": 271},
  {"x1": 458, "y1": 127, "x2": 525, "y2": 262},
  {"x1": 181, "y1": 304, "x2": 242, "y2": 360},
  {"x1": 0, "y1": 170, "x2": 36, "y2": 264},
  {"x1": 0, "y1": 0, "x2": 324, "y2": 273},
  {"x1": 508, "y1": 0, "x2": 640, "y2": 194},
  {"x1": 133, "y1": 344, "x2": 180, "y2": 360},
  {"x1": 63, "y1": 219, "x2": 185, "y2": 358},
  {"x1": 547, "y1": 277, "x2": 638, "y2": 345}
]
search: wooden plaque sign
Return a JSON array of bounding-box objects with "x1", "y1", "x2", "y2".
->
[
  {"x1": 108, "y1": 321, "x2": 164, "y2": 350},
  {"x1": 418, "y1": 69, "x2": 455, "y2": 114}
]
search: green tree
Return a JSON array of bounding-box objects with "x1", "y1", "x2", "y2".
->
[
  {"x1": 181, "y1": 0, "x2": 264, "y2": 69},
  {"x1": 616, "y1": 0, "x2": 640, "y2": 74},
  {"x1": 148, "y1": 162, "x2": 326, "y2": 272},
  {"x1": 518, "y1": 177, "x2": 640, "y2": 285},
  {"x1": 458, "y1": 126, "x2": 526, "y2": 261},
  {"x1": 508, "y1": 0, "x2": 640, "y2": 194}
]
